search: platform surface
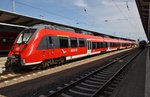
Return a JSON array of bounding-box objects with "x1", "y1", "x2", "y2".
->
[
  {"x1": 114, "y1": 47, "x2": 150, "y2": 97},
  {"x1": 145, "y1": 47, "x2": 150, "y2": 97}
]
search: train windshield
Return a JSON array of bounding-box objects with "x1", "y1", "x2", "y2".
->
[{"x1": 16, "y1": 29, "x2": 36, "y2": 44}]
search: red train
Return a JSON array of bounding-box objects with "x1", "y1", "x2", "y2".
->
[{"x1": 5, "y1": 24, "x2": 136, "y2": 71}]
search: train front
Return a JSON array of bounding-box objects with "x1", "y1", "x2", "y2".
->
[{"x1": 5, "y1": 28, "x2": 37, "y2": 71}]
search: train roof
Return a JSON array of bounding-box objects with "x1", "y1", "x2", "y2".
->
[{"x1": 0, "y1": 9, "x2": 135, "y2": 42}]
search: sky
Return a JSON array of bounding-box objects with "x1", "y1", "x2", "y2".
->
[{"x1": 0, "y1": 0, "x2": 148, "y2": 41}]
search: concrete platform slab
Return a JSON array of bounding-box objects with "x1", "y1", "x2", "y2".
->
[
  {"x1": 112, "y1": 48, "x2": 147, "y2": 97},
  {"x1": 145, "y1": 47, "x2": 150, "y2": 97},
  {"x1": 0, "y1": 57, "x2": 7, "y2": 73}
]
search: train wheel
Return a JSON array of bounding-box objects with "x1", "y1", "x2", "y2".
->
[
  {"x1": 39, "y1": 61, "x2": 49, "y2": 70},
  {"x1": 57, "y1": 57, "x2": 65, "y2": 66},
  {"x1": 101, "y1": 51, "x2": 105, "y2": 54},
  {"x1": 61, "y1": 57, "x2": 65, "y2": 64},
  {"x1": 5, "y1": 61, "x2": 13, "y2": 72}
]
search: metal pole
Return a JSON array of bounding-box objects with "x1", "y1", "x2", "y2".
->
[
  {"x1": 148, "y1": 3, "x2": 150, "y2": 40},
  {"x1": 12, "y1": 0, "x2": 15, "y2": 12}
]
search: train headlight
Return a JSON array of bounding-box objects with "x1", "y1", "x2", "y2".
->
[{"x1": 20, "y1": 59, "x2": 26, "y2": 65}]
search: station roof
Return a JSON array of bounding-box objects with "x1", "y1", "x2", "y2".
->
[
  {"x1": 0, "y1": 9, "x2": 135, "y2": 41},
  {"x1": 0, "y1": 10, "x2": 50, "y2": 26},
  {"x1": 135, "y1": 0, "x2": 150, "y2": 41}
]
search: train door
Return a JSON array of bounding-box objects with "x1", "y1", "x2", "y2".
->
[
  {"x1": 48, "y1": 36, "x2": 60, "y2": 58},
  {"x1": 120, "y1": 42, "x2": 122, "y2": 49},
  {"x1": 87, "y1": 40, "x2": 92, "y2": 55},
  {"x1": 107, "y1": 42, "x2": 110, "y2": 51},
  {"x1": 48, "y1": 36, "x2": 54, "y2": 59}
]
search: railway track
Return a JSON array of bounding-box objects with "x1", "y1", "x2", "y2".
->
[
  {"x1": 0, "y1": 70, "x2": 41, "y2": 85},
  {"x1": 0, "y1": 49, "x2": 133, "y2": 86},
  {"x1": 0, "y1": 49, "x2": 137, "y2": 89},
  {"x1": 0, "y1": 73, "x2": 21, "y2": 83},
  {"x1": 40, "y1": 49, "x2": 142, "y2": 97}
]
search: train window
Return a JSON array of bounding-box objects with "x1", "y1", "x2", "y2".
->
[
  {"x1": 59, "y1": 37, "x2": 69, "y2": 48},
  {"x1": 49, "y1": 37, "x2": 52, "y2": 44},
  {"x1": 54, "y1": 25, "x2": 75, "y2": 32},
  {"x1": 99, "y1": 42, "x2": 101, "y2": 48},
  {"x1": 100, "y1": 42, "x2": 102, "y2": 48},
  {"x1": 117, "y1": 43, "x2": 119, "y2": 46},
  {"x1": 79, "y1": 38, "x2": 85, "y2": 47},
  {"x1": 81, "y1": 31, "x2": 94, "y2": 35},
  {"x1": 51, "y1": 36, "x2": 60, "y2": 48},
  {"x1": 103, "y1": 42, "x2": 106, "y2": 48},
  {"x1": 37, "y1": 36, "x2": 48, "y2": 50},
  {"x1": 92, "y1": 42, "x2": 96, "y2": 49},
  {"x1": 98, "y1": 42, "x2": 100, "y2": 48},
  {"x1": 70, "y1": 38, "x2": 78, "y2": 48},
  {"x1": 111, "y1": 43, "x2": 112, "y2": 47},
  {"x1": 65, "y1": 28, "x2": 75, "y2": 32},
  {"x1": 97, "y1": 42, "x2": 100, "y2": 48},
  {"x1": 105, "y1": 42, "x2": 108, "y2": 48}
]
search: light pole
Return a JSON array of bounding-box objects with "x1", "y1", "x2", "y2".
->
[{"x1": 12, "y1": 0, "x2": 15, "y2": 12}]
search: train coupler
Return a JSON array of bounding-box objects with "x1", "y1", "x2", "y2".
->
[{"x1": 5, "y1": 56, "x2": 22, "y2": 72}]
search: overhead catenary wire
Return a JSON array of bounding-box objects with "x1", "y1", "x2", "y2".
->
[
  {"x1": 14, "y1": 0, "x2": 78, "y2": 22},
  {"x1": 4, "y1": 0, "x2": 141, "y2": 39},
  {"x1": 125, "y1": 0, "x2": 145, "y2": 40},
  {"x1": 9, "y1": 0, "x2": 107, "y2": 29},
  {"x1": 110, "y1": 0, "x2": 141, "y2": 39}
]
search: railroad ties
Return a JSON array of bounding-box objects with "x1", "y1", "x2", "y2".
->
[{"x1": 42, "y1": 49, "x2": 142, "y2": 97}]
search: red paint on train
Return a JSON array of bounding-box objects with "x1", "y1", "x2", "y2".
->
[{"x1": 5, "y1": 24, "x2": 136, "y2": 70}]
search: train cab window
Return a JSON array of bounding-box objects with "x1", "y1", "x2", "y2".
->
[
  {"x1": 70, "y1": 38, "x2": 78, "y2": 48},
  {"x1": 59, "y1": 37, "x2": 69, "y2": 48},
  {"x1": 16, "y1": 29, "x2": 36, "y2": 44},
  {"x1": 79, "y1": 38, "x2": 85, "y2": 47}
]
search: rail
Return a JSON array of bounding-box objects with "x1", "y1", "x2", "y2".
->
[{"x1": 45, "y1": 49, "x2": 142, "y2": 97}]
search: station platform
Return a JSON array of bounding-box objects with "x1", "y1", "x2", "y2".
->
[
  {"x1": 0, "y1": 52, "x2": 8, "y2": 67},
  {"x1": 113, "y1": 47, "x2": 150, "y2": 97},
  {"x1": 145, "y1": 46, "x2": 150, "y2": 97},
  {"x1": 0, "y1": 57, "x2": 7, "y2": 73}
]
